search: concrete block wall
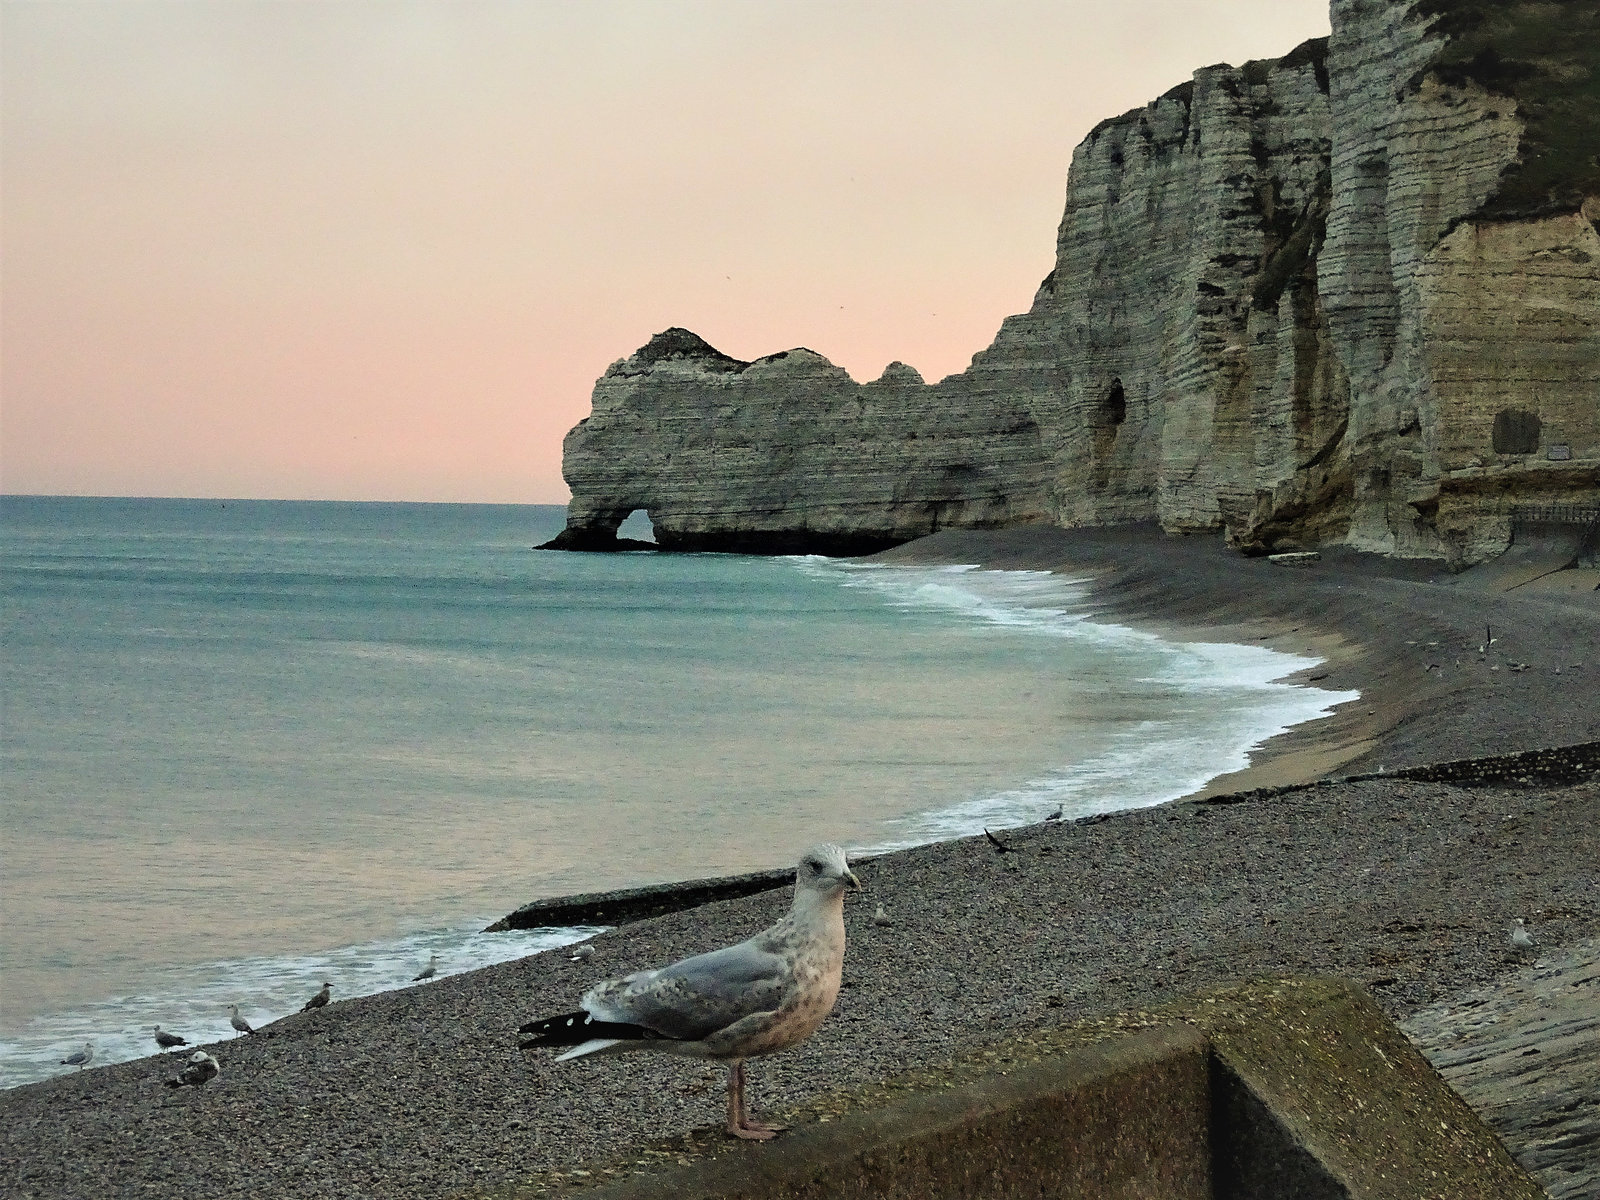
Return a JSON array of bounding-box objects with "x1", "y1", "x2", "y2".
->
[{"x1": 492, "y1": 978, "x2": 1540, "y2": 1200}]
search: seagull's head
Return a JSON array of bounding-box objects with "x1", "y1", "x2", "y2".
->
[{"x1": 797, "y1": 843, "x2": 860, "y2": 896}]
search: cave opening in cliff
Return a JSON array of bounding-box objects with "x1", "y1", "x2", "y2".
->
[
  {"x1": 1090, "y1": 379, "x2": 1128, "y2": 492},
  {"x1": 1492, "y1": 409, "x2": 1541, "y2": 456},
  {"x1": 1105, "y1": 380, "x2": 1127, "y2": 427}
]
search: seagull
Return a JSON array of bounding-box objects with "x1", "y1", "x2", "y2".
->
[
  {"x1": 1509, "y1": 919, "x2": 1536, "y2": 951},
  {"x1": 153, "y1": 1025, "x2": 189, "y2": 1052},
  {"x1": 164, "y1": 1050, "x2": 220, "y2": 1089},
  {"x1": 983, "y1": 828, "x2": 1014, "y2": 854},
  {"x1": 301, "y1": 982, "x2": 332, "y2": 1012},
  {"x1": 872, "y1": 903, "x2": 894, "y2": 927},
  {"x1": 227, "y1": 1004, "x2": 256, "y2": 1036},
  {"x1": 1044, "y1": 807, "x2": 1063, "y2": 822},
  {"x1": 60, "y1": 1043, "x2": 93, "y2": 1070},
  {"x1": 519, "y1": 843, "x2": 860, "y2": 1141},
  {"x1": 570, "y1": 943, "x2": 595, "y2": 962},
  {"x1": 412, "y1": 954, "x2": 439, "y2": 982}
]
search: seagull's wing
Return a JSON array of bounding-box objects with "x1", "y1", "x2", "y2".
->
[{"x1": 582, "y1": 938, "x2": 792, "y2": 1042}]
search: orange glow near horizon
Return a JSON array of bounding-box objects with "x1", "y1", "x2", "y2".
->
[{"x1": 2, "y1": 0, "x2": 1332, "y2": 504}]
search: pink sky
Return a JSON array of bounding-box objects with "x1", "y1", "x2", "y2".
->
[{"x1": 2, "y1": 0, "x2": 1331, "y2": 504}]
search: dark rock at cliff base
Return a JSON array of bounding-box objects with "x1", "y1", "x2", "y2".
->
[
  {"x1": 535, "y1": 528, "x2": 659, "y2": 552},
  {"x1": 539, "y1": 524, "x2": 911, "y2": 557},
  {"x1": 652, "y1": 528, "x2": 913, "y2": 556}
]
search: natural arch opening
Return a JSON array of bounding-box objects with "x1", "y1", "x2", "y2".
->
[{"x1": 616, "y1": 508, "x2": 657, "y2": 544}]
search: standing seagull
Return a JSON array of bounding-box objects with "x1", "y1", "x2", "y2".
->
[
  {"x1": 301, "y1": 982, "x2": 332, "y2": 1012},
  {"x1": 520, "y1": 844, "x2": 860, "y2": 1141},
  {"x1": 60, "y1": 1043, "x2": 94, "y2": 1070},
  {"x1": 412, "y1": 954, "x2": 439, "y2": 982},
  {"x1": 152, "y1": 1025, "x2": 189, "y2": 1052},
  {"x1": 164, "y1": 1051, "x2": 220, "y2": 1089},
  {"x1": 227, "y1": 1004, "x2": 256, "y2": 1036},
  {"x1": 1509, "y1": 918, "x2": 1537, "y2": 952}
]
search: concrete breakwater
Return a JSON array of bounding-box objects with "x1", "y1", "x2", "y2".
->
[
  {"x1": 1403, "y1": 938, "x2": 1600, "y2": 1200},
  {"x1": 486, "y1": 741, "x2": 1598, "y2": 935},
  {"x1": 500, "y1": 979, "x2": 1541, "y2": 1200}
]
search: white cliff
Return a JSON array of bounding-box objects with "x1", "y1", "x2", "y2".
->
[{"x1": 550, "y1": 1, "x2": 1597, "y2": 564}]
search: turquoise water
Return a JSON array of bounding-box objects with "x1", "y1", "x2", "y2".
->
[{"x1": 0, "y1": 497, "x2": 1355, "y2": 1086}]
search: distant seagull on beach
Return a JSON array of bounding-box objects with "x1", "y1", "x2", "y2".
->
[
  {"x1": 301, "y1": 982, "x2": 332, "y2": 1012},
  {"x1": 164, "y1": 1051, "x2": 220, "y2": 1089},
  {"x1": 1045, "y1": 806, "x2": 1063, "y2": 822},
  {"x1": 570, "y1": 943, "x2": 595, "y2": 962},
  {"x1": 153, "y1": 1025, "x2": 189, "y2": 1052},
  {"x1": 519, "y1": 844, "x2": 860, "y2": 1141},
  {"x1": 1509, "y1": 919, "x2": 1536, "y2": 952},
  {"x1": 228, "y1": 1005, "x2": 256, "y2": 1036},
  {"x1": 412, "y1": 954, "x2": 439, "y2": 982},
  {"x1": 60, "y1": 1043, "x2": 93, "y2": 1070},
  {"x1": 983, "y1": 827, "x2": 1014, "y2": 854},
  {"x1": 872, "y1": 903, "x2": 894, "y2": 927}
]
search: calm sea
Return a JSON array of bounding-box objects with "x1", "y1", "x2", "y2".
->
[{"x1": 0, "y1": 497, "x2": 1355, "y2": 1086}]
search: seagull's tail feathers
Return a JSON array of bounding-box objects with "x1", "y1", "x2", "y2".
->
[
  {"x1": 553, "y1": 1038, "x2": 627, "y2": 1061},
  {"x1": 517, "y1": 1009, "x2": 667, "y2": 1059}
]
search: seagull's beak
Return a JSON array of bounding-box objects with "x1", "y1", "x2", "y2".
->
[{"x1": 844, "y1": 869, "x2": 861, "y2": 891}]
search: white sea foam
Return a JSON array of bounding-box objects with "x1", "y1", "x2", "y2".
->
[
  {"x1": 0, "y1": 921, "x2": 600, "y2": 1090},
  {"x1": 793, "y1": 557, "x2": 1360, "y2": 845}
]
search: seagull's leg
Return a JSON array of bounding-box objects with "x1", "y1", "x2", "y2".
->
[
  {"x1": 725, "y1": 1062, "x2": 748, "y2": 1138},
  {"x1": 724, "y1": 1060, "x2": 785, "y2": 1140}
]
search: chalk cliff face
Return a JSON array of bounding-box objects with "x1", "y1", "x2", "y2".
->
[
  {"x1": 1323, "y1": 0, "x2": 1600, "y2": 561},
  {"x1": 551, "y1": 0, "x2": 1598, "y2": 563},
  {"x1": 1042, "y1": 41, "x2": 1340, "y2": 545},
  {"x1": 554, "y1": 327, "x2": 1052, "y2": 554}
]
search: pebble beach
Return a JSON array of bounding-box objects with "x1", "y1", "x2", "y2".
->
[{"x1": 3, "y1": 527, "x2": 1596, "y2": 1198}]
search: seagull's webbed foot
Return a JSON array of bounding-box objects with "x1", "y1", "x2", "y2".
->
[
  {"x1": 727, "y1": 1118, "x2": 784, "y2": 1141},
  {"x1": 725, "y1": 1060, "x2": 787, "y2": 1141}
]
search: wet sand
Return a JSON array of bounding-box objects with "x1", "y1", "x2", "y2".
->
[{"x1": 3, "y1": 527, "x2": 1596, "y2": 1198}]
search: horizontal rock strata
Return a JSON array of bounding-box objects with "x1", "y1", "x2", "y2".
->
[
  {"x1": 551, "y1": 328, "x2": 1051, "y2": 554},
  {"x1": 550, "y1": 1, "x2": 1598, "y2": 562}
]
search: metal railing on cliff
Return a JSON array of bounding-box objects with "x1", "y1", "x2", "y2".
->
[{"x1": 1504, "y1": 502, "x2": 1600, "y2": 526}]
